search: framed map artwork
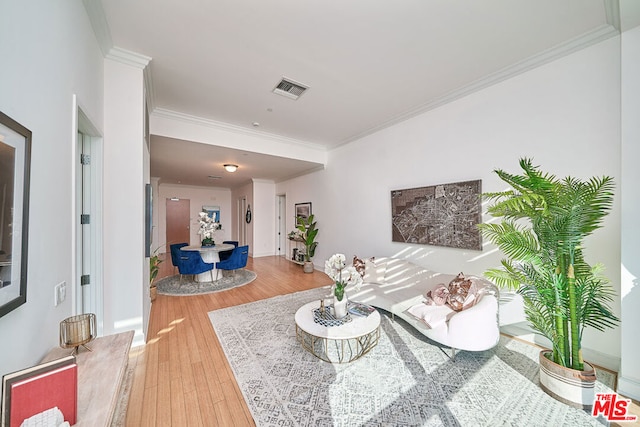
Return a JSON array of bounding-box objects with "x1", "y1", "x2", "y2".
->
[{"x1": 391, "y1": 180, "x2": 482, "y2": 250}]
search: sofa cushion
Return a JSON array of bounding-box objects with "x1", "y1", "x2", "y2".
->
[
  {"x1": 353, "y1": 255, "x2": 374, "y2": 278},
  {"x1": 406, "y1": 302, "x2": 455, "y2": 329},
  {"x1": 447, "y1": 273, "x2": 472, "y2": 311},
  {"x1": 425, "y1": 283, "x2": 449, "y2": 305}
]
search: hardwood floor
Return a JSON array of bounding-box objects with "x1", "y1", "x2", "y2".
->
[
  {"x1": 125, "y1": 255, "x2": 330, "y2": 427},
  {"x1": 127, "y1": 255, "x2": 640, "y2": 426}
]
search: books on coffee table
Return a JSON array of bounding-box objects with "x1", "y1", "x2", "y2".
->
[{"x1": 348, "y1": 302, "x2": 376, "y2": 317}]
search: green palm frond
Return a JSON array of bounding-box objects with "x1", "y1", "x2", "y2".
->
[{"x1": 479, "y1": 158, "x2": 618, "y2": 370}]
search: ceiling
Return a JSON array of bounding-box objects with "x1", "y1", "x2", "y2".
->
[{"x1": 97, "y1": 0, "x2": 618, "y2": 188}]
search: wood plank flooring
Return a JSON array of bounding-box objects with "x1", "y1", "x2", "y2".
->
[
  {"x1": 125, "y1": 255, "x2": 329, "y2": 427},
  {"x1": 127, "y1": 255, "x2": 640, "y2": 426}
]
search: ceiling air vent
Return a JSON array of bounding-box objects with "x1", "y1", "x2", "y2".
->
[{"x1": 273, "y1": 77, "x2": 309, "y2": 100}]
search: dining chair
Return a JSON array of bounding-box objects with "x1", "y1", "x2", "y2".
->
[
  {"x1": 219, "y1": 240, "x2": 239, "y2": 261},
  {"x1": 175, "y1": 250, "x2": 214, "y2": 285},
  {"x1": 216, "y1": 245, "x2": 249, "y2": 276},
  {"x1": 169, "y1": 243, "x2": 189, "y2": 273}
]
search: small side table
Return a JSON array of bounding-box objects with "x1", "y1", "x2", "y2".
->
[{"x1": 295, "y1": 300, "x2": 380, "y2": 363}]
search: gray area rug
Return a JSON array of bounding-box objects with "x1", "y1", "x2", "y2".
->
[
  {"x1": 156, "y1": 269, "x2": 256, "y2": 296},
  {"x1": 209, "y1": 287, "x2": 615, "y2": 427}
]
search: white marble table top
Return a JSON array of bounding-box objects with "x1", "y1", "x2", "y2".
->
[{"x1": 294, "y1": 300, "x2": 380, "y2": 340}]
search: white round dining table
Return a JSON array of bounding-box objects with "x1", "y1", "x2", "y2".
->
[{"x1": 181, "y1": 243, "x2": 235, "y2": 282}]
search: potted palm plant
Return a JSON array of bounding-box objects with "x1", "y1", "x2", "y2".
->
[
  {"x1": 296, "y1": 214, "x2": 318, "y2": 273},
  {"x1": 479, "y1": 158, "x2": 618, "y2": 409}
]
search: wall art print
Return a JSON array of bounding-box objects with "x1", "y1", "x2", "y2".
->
[
  {"x1": 391, "y1": 179, "x2": 482, "y2": 251},
  {"x1": 0, "y1": 111, "x2": 31, "y2": 318}
]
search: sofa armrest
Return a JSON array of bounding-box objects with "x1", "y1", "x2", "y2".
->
[{"x1": 447, "y1": 294, "x2": 500, "y2": 351}]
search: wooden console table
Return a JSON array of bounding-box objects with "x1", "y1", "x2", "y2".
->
[{"x1": 41, "y1": 331, "x2": 134, "y2": 427}]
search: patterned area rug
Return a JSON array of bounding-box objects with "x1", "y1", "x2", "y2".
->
[
  {"x1": 156, "y1": 269, "x2": 256, "y2": 296},
  {"x1": 209, "y1": 287, "x2": 615, "y2": 427}
]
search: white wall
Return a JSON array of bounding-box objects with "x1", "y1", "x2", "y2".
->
[
  {"x1": 619, "y1": 24, "x2": 640, "y2": 400},
  {"x1": 0, "y1": 1, "x2": 104, "y2": 373},
  {"x1": 231, "y1": 181, "x2": 254, "y2": 252},
  {"x1": 277, "y1": 37, "x2": 623, "y2": 366},
  {"x1": 103, "y1": 58, "x2": 147, "y2": 346},
  {"x1": 252, "y1": 180, "x2": 276, "y2": 257},
  {"x1": 155, "y1": 183, "x2": 232, "y2": 250}
]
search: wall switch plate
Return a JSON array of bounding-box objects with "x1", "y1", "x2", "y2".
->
[{"x1": 54, "y1": 281, "x2": 66, "y2": 306}]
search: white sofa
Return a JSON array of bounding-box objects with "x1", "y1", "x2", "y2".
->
[{"x1": 348, "y1": 257, "x2": 500, "y2": 355}]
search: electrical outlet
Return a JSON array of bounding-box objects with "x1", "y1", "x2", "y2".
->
[{"x1": 54, "y1": 281, "x2": 66, "y2": 306}]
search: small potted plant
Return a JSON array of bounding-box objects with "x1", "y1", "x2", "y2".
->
[
  {"x1": 296, "y1": 214, "x2": 318, "y2": 273},
  {"x1": 149, "y1": 248, "x2": 163, "y2": 302},
  {"x1": 479, "y1": 158, "x2": 618, "y2": 409}
]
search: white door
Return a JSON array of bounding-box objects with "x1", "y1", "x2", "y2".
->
[
  {"x1": 277, "y1": 195, "x2": 286, "y2": 256},
  {"x1": 75, "y1": 107, "x2": 103, "y2": 334}
]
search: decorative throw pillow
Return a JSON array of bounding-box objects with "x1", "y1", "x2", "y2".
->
[
  {"x1": 353, "y1": 255, "x2": 375, "y2": 278},
  {"x1": 352, "y1": 255, "x2": 366, "y2": 278},
  {"x1": 424, "y1": 283, "x2": 449, "y2": 306},
  {"x1": 447, "y1": 272, "x2": 473, "y2": 311}
]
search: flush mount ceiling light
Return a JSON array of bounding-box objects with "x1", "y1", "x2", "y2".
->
[{"x1": 224, "y1": 164, "x2": 238, "y2": 173}]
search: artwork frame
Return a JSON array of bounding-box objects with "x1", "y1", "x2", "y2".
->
[
  {"x1": 0, "y1": 111, "x2": 31, "y2": 319},
  {"x1": 202, "y1": 205, "x2": 220, "y2": 223},
  {"x1": 295, "y1": 202, "x2": 312, "y2": 224},
  {"x1": 391, "y1": 179, "x2": 482, "y2": 251}
]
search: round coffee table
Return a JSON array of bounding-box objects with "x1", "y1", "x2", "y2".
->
[{"x1": 294, "y1": 300, "x2": 380, "y2": 363}]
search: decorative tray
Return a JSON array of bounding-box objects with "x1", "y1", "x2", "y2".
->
[{"x1": 313, "y1": 306, "x2": 352, "y2": 327}]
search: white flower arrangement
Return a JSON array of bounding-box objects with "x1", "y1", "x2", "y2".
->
[
  {"x1": 324, "y1": 253, "x2": 363, "y2": 301},
  {"x1": 197, "y1": 211, "x2": 221, "y2": 240}
]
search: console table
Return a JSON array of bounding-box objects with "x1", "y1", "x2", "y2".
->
[{"x1": 41, "y1": 331, "x2": 134, "y2": 426}]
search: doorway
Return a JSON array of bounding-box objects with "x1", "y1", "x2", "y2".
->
[
  {"x1": 237, "y1": 197, "x2": 247, "y2": 246},
  {"x1": 75, "y1": 104, "x2": 103, "y2": 334},
  {"x1": 277, "y1": 195, "x2": 286, "y2": 257},
  {"x1": 166, "y1": 198, "x2": 190, "y2": 249}
]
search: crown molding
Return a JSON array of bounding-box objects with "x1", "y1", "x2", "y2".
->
[
  {"x1": 152, "y1": 108, "x2": 327, "y2": 153},
  {"x1": 83, "y1": 0, "x2": 112, "y2": 57},
  {"x1": 84, "y1": 2, "x2": 156, "y2": 111},
  {"x1": 106, "y1": 47, "x2": 151, "y2": 69},
  {"x1": 338, "y1": 22, "x2": 620, "y2": 147}
]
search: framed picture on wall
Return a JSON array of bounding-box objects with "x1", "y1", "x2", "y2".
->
[
  {"x1": 295, "y1": 202, "x2": 312, "y2": 224},
  {"x1": 202, "y1": 205, "x2": 220, "y2": 223},
  {"x1": 0, "y1": 111, "x2": 31, "y2": 319}
]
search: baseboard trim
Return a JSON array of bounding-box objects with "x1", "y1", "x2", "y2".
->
[{"x1": 618, "y1": 376, "x2": 640, "y2": 401}]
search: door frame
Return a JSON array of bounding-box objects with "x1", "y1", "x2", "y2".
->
[{"x1": 72, "y1": 96, "x2": 104, "y2": 334}]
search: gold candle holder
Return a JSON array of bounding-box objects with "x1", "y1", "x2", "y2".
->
[{"x1": 60, "y1": 313, "x2": 96, "y2": 355}]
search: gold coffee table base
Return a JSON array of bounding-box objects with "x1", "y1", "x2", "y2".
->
[{"x1": 295, "y1": 322, "x2": 380, "y2": 364}]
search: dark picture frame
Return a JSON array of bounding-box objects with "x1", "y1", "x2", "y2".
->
[
  {"x1": 295, "y1": 202, "x2": 312, "y2": 225},
  {"x1": 0, "y1": 111, "x2": 31, "y2": 318}
]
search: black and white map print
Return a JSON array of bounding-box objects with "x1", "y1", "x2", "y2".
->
[{"x1": 391, "y1": 180, "x2": 482, "y2": 250}]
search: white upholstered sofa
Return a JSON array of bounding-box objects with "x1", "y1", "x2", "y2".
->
[{"x1": 348, "y1": 257, "x2": 500, "y2": 356}]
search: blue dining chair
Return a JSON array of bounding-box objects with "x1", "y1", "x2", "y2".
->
[
  {"x1": 170, "y1": 243, "x2": 189, "y2": 273},
  {"x1": 219, "y1": 240, "x2": 239, "y2": 261},
  {"x1": 175, "y1": 249, "x2": 214, "y2": 285},
  {"x1": 216, "y1": 245, "x2": 249, "y2": 276}
]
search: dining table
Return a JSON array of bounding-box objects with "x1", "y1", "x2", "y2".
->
[{"x1": 181, "y1": 243, "x2": 235, "y2": 282}]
